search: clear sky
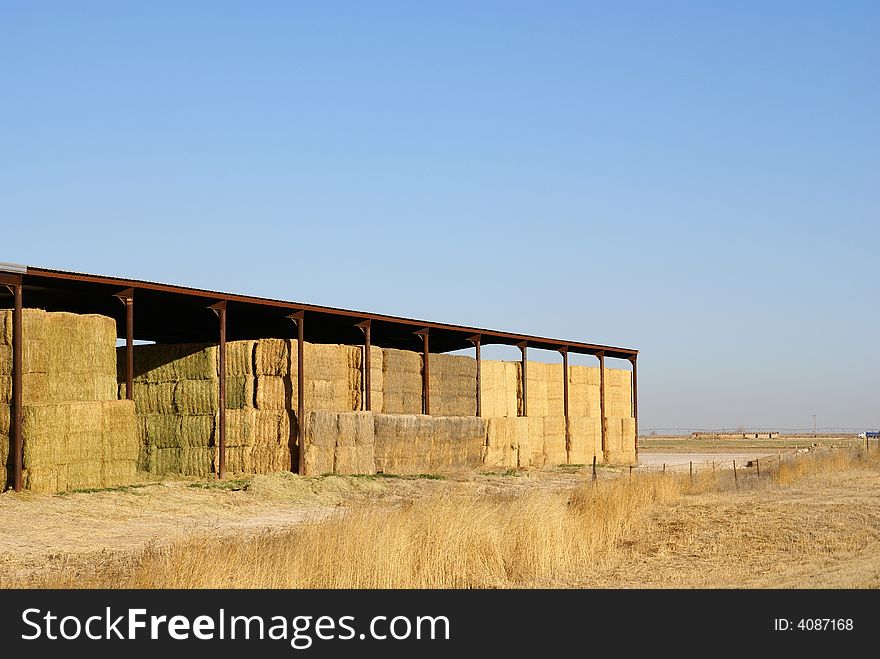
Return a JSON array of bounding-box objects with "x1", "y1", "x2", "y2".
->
[{"x1": 2, "y1": 1, "x2": 877, "y2": 430}]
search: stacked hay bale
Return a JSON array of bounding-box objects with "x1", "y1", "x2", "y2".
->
[
  {"x1": 301, "y1": 410, "x2": 375, "y2": 476},
  {"x1": 121, "y1": 341, "x2": 256, "y2": 477},
  {"x1": 603, "y1": 417, "x2": 636, "y2": 464},
  {"x1": 568, "y1": 416, "x2": 602, "y2": 465},
  {"x1": 523, "y1": 361, "x2": 565, "y2": 417},
  {"x1": 1, "y1": 309, "x2": 138, "y2": 492},
  {"x1": 22, "y1": 400, "x2": 139, "y2": 493},
  {"x1": 569, "y1": 365, "x2": 601, "y2": 417},
  {"x1": 479, "y1": 360, "x2": 519, "y2": 418},
  {"x1": 124, "y1": 338, "x2": 371, "y2": 477},
  {"x1": 373, "y1": 414, "x2": 485, "y2": 474},
  {"x1": 603, "y1": 367, "x2": 632, "y2": 418},
  {"x1": 483, "y1": 417, "x2": 529, "y2": 470},
  {"x1": 428, "y1": 353, "x2": 477, "y2": 416},
  {"x1": 381, "y1": 348, "x2": 422, "y2": 414},
  {"x1": 296, "y1": 343, "x2": 362, "y2": 412}
]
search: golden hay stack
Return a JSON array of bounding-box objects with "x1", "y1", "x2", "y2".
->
[
  {"x1": 373, "y1": 414, "x2": 485, "y2": 475},
  {"x1": 380, "y1": 349, "x2": 422, "y2": 415},
  {"x1": 479, "y1": 360, "x2": 520, "y2": 418},
  {"x1": 302, "y1": 411, "x2": 374, "y2": 476},
  {"x1": 428, "y1": 353, "x2": 477, "y2": 417},
  {"x1": 22, "y1": 400, "x2": 138, "y2": 493},
  {"x1": 483, "y1": 417, "x2": 528, "y2": 470}
]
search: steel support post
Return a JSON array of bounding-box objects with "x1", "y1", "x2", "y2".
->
[
  {"x1": 415, "y1": 329, "x2": 430, "y2": 415},
  {"x1": 561, "y1": 347, "x2": 570, "y2": 463},
  {"x1": 114, "y1": 288, "x2": 134, "y2": 401},
  {"x1": 517, "y1": 341, "x2": 528, "y2": 417},
  {"x1": 468, "y1": 335, "x2": 481, "y2": 417},
  {"x1": 6, "y1": 279, "x2": 23, "y2": 492},
  {"x1": 356, "y1": 320, "x2": 371, "y2": 412},
  {"x1": 209, "y1": 301, "x2": 227, "y2": 479},
  {"x1": 630, "y1": 355, "x2": 639, "y2": 459},
  {"x1": 288, "y1": 312, "x2": 305, "y2": 474},
  {"x1": 598, "y1": 351, "x2": 607, "y2": 458}
]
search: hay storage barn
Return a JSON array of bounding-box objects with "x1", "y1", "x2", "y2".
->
[{"x1": 1, "y1": 263, "x2": 639, "y2": 492}]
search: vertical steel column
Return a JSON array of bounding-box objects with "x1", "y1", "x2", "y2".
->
[
  {"x1": 289, "y1": 311, "x2": 305, "y2": 474},
  {"x1": 517, "y1": 341, "x2": 528, "y2": 417},
  {"x1": 560, "y1": 347, "x2": 570, "y2": 463},
  {"x1": 468, "y1": 335, "x2": 481, "y2": 417},
  {"x1": 114, "y1": 288, "x2": 134, "y2": 401},
  {"x1": 11, "y1": 281, "x2": 23, "y2": 492},
  {"x1": 598, "y1": 351, "x2": 607, "y2": 457},
  {"x1": 209, "y1": 301, "x2": 227, "y2": 479},
  {"x1": 356, "y1": 320, "x2": 371, "y2": 412},
  {"x1": 630, "y1": 355, "x2": 639, "y2": 459},
  {"x1": 415, "y1": 329, "x2": 430, "y2": 415},
  {"x1": 125, "y1": 297, "x2": 133, "y2": 400}
]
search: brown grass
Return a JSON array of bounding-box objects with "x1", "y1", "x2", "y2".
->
[{"x1": 12, "y1": 448, "x2": 877, "y2": 589}]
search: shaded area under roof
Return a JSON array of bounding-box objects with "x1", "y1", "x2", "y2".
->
[{"x1": 0, "y1": 265, "x2": 638, "y2": 360}]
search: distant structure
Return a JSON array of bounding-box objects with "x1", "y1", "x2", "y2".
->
[{"x1": 692, "y1": 431, "x2": 780, "y2": 440}]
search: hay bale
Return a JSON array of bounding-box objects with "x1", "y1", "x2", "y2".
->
[
  {"x1": 569, "y1": 366, "x2": 601, "y2": 417},
  {"x1": 524, "y1": 362, "x2": 565, "y2": 418},
  {"x1": 484, "y1": 417, "x2": 526, "y2": 470},
  {"x1": 0, "y1": 311, "x2": 11, "y2": 345},
  {"x1": 251, "y1": 445, "x2": 292, "y2": 473},
  {"x1": 365, "y1": 345, "x2": 384, "y2": 413},
  {"x1": 296, "y1": 343, "x2": 362, "y2": 412},
  {"x1": 429, "y1": 353, "x2": 477, "y2": 417},
  {"x1": 525, "y1": 416, "x2": 545, "y2": 468},
  {"x1": 141, "y1": 414, "x2": 180, "y2": 448},
  {"x1": 132, "y1": 382, "x2": 176, "y2": 414},
  {"x1": 569, "y1": 416, "x2": 601, "y2": 465},
  {"x1": 178, "y1": 413, "x2": 215, "y2": 447},
  {"x1": 148, "y1": 446, "x2": 214, "y2": 476},
  {"x1": 603, "y1": 368, "x2": 633, "y2": 418},
  {"x1": 174, "y1": 379, "x2": 218, "y2": 414},
  {"x1": 0, "y1": 402, "x2": 11, "y2": 435},
  {"x1": 226, "y1": 340, "x2": 255, "y2": 376},
  {"x1": 541, "y1": 416, "x2": 568, "y2": 466},
  {"x1": 21, "y1": 404, "x2": 69, "y2": 467},
  {"x1": 0, "y1": 432, "x2": 9, "y2": 486},
  {"x1": 255, "y1": 375, "x2": 288, "y2": 410},
  {"x1": 225, "y1": 408, "x2": 255, "y2": 447},
  {"x1": 0, "y1": 344, "x2": 11, "y2": 375},
  {"x1": 124, "y1": 343, "x2": 216, "y2": 383},
  {"x1": 603, "y1": 416, "x2": 623, "y2": 463},
  {"x1": 102, "y1": 460, "x2": 137, "y2": 486},
  {"x1": 333, "y1": 445, "x2": 375, "y2": 474},
  {"x1": 254, "y1": 339, "x2": 290, "y2": 376},
  {"x1": 226, "y1": 375, "x2": 255, "y2": 409},
  {"x1": 380, "y1": 349, "x2": 422, "y2": 414},
  {"x1": 25, "y1": 465, "x2": 67, "y2": 493},
  {"x1": 66, "y1": 460, "x2": 104, "y2": 490},
  {"x1": 301, "y1": 410, "x2": 375, "y2": 476},
  {"x1": 22, "y1": 372, "x2": 50, "y2": 403},
  {"x1": 65, "y1": 431, "x2": 100, "y2": 464},
  {"x1": 620, "y1": 417, "x2": 637, "y2": 463},
  {"x1": 373, "y1": 414, "x2": 484, "y2": 475},
  {"x1": 22, "y1": 339, "x2": 49, "y2": 373},
  {"x1": 48, "y1": 373, "x2": 118, "y2": 402},
  {"x1": 480, "y1": 360, "x2": 520, "y2": 418}
]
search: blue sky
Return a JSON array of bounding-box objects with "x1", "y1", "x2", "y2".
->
[{"x1": 2, "y1": 1, "x2": 877, "y2": 429}]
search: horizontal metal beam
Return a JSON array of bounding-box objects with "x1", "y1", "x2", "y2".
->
[{"x1": 20, "y1": 266, "x2": 638, "y2": 358}]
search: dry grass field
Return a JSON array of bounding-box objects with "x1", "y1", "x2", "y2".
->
[{"x1": 3, "y1": 446, "x2": 879, "y2": 589}]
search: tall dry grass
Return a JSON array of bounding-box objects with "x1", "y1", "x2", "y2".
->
[{"x1": 25, "y1": 448, "x2": 879, "y2": 589}]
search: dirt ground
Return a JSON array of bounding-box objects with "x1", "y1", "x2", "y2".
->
[
  {"x1": 3, "y1": 449, "x2": 879, "y2": 588},
  {"x1": 0, "y1": 467, "x2": 592, "y2": 584},
  {"x1": 578, "y1": 466, "x2": 880, "y2": 588}
]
